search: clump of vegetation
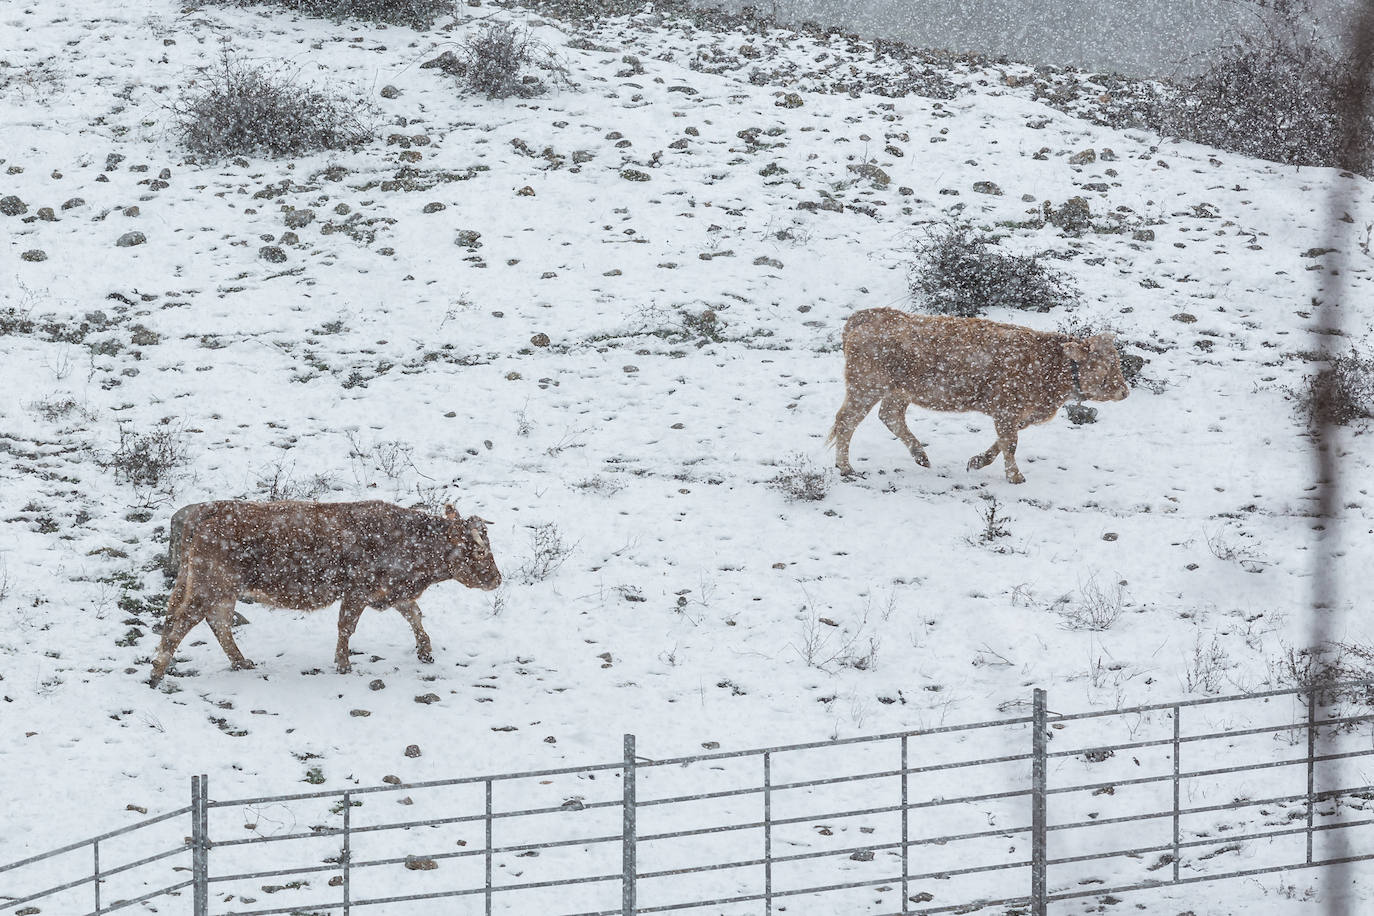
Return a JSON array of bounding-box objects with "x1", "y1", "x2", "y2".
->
[
  {"x1": 173, "y1": 53, "x2": 374, "y2": 159},
  {"x1": 1291, "y1": 350, "x2": 1374, "y2": 427},
  {"x1": 1159, "y1": 0, "x2": 1374, "y2": 174},
  {"x1": 457, "y1": 21, "x2": 566, "y2": 99},
  {"x1": 104, "y1": 423, "x2": 189, "y2": 490},
  {"x1": 768, "y1": 453, "x2": 831, "y2": 502},
  {"x1": 211, "y1": 0, "x2": 453, "y2": 28},
  {"x1": 908, "y1": 224, "x2": 1079, "y2": 317},
  {"x1": 518, "y1": 523, "x2": 575, "y2": 583}
]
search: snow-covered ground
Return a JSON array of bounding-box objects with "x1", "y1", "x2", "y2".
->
[{"x1": 2, "y1": 1, "x2": 1373, "y2": 913}]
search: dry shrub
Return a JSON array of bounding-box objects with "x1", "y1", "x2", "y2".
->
[{"x1": 909, "y1": 224, "x2": 1078, "y2": 318}]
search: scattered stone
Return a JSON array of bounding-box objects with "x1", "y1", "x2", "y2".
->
[
  {"x1": 516, "y1": 185, "x2": 535, "y2": 197},
  {"x1": 1099, "y1": 148, "x2": 1118, "y2": 161},
  {"x1": 753, "y1": 256, "x2": 783, "y2": 269},
  {"x1": 126, "y1": 804, "x2": 148, "y2": 814},
  {"x1": 399, "y1": 150, "x2": 423, "y2": 163},
  {"x1": 603, "y1": 268, "x2": 622, "y2": 276},
  {"x1": 369, "y1": 679, "x2": 386, "y2": 691},
  {"x1": 123, "y1": 206, "x2": 139, "y2": 218},
  {"x1": 1068, "y1": 148, "x2": 1097, "y2": 165},
  {"x1": 405, "y1": 856, "x2": 438, "y2": 871},
  {"x1": 850, "y1": 850, "x2": 875, "y2": 862},
  {"x1": 414, "y1": 693, "x2": 441, "y2": 705},
  {"x1": 818, "y1": 197, "x2": 844, "y2": 213},
  {"x1": 620, "y1": 168, "x2": 651, "y2": 182},
  {"x1": 21, "y1": 249, "x2": 46, "y2": 262},
  {"x1": 669, "y1": 138, "x2": 689, "y2": 150},
  {"x1": 572, "y1": 150, "x2": 594, "y2": 164},
  {"x1": 104, "y1": 152, "x2": 125, "y2": 170},
  {"x1": 1132, "y1": 229, "x2": 1155, "y2": 242},
  {"x1": 284, "y1": 209, "x2": 315, "y2": 229},
  {"x1": 1302, "y1": 247, "x2": 1338, "y2": 258},
  {"x1": 0, "y1": 195, "x2": 27, "y2": 216},
  {"x1": 95, "y1": 173, "x2": 109, "y2": 183},
  {"x1": 334, "y1": 202, "x2": 351, "y2": 215},
  {"x1": 159, "y1": 167, "x2": 172, "y2": 179},
  {"x1": 259, "y1": 246, "x2": 287, "y2": 263},
  {"x1": 685, "y1": 126, "x2": 699, "y2": 136},
  {"x1": 61, "y1": 197, "x2": 84, "y2": 210},
  {"x1": 1102, "y1": 532, "x2": 1119, "y2": 541},
  {"x1": 420, "y1": 50, "x2": 464, "y2": 74},
  {"x1": 972, "y1": 181, "x2": 1002, "y2": 195},
  {"x1": 777, "y1": 91, "x2": 804, "y2": 108},
  {"x1": 623, "y1": 365, "x2": 639, "y2": 374},
  {"x1": 350, "y1": 709, "x2": 371, "y2": 717},
  {"x1": 885, "y1": 144, "x2": 904, "y2": 157},
  {"x1": 380, "y1": 85, "x2": 401, "y2": 99},
  {"x1": 383, "y1": 774, "x2": 402, "y2": 785},
  {"x1": 280, "y1": 231, "x2": 299, "y2": 246},
  {"x1": 540, "y1": 271, "x2": 557, "y2": 279},
  {"x1": 36, "y1": 207, "x2": 56, "y2": 221},
  {"x1": 116, "y1": 231, "x2": 146, "y2": 247},
  {"x1": 1171, "y1": 312, "x2": 1197, "y2": 323},
  {"x1": 847, "y1": 163, "x2": 889, "y2": 187},
  {"x1": 455, "y1": 229, "x2": 482, "y2": 248},
  {"x1": 530, "y1": 333, "x2": 551, "y2": 347},
  {"x1": 404, "y1": 744, "x2": 422, "y2": 758},
  {"x1": 422, "y1": 201, "x2": 446, "y2": 213}
]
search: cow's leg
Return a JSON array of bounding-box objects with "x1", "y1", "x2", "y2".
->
[
  {"x1": 395, "y1": 600, "x2": 434, "y2": 664},
  {"x1": 829, "y1": 386, "x2": 882, "y2": 476},
  {"x1": 149, "y1": 580, "x2": 205, "y2": 687},
  {"x1": 967, "y1": 439, "x2": 1002, "y2": 472},
  {"x1": 335, "y1": 594, "x2": 367, "y2": 673},
  {"x1": 995, "y1": 415, "x2": 1026, "y2": 484},
  {"x1": 878, "y1": 397, "x2": 930, "y2": 468},
  {"x1": 204, "y1": 596, "x2": 254, "y2": 672}
]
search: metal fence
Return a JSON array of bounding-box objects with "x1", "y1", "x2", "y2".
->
[{"x1": 4, "y1": 683, "x2": 1374, "y2": 916}]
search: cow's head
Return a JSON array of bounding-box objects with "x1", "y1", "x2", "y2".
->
[
  {"x1": 443, "y1": 505, "x2": 502, "y2": 590},
  {"x1": 1063, "y1": 334, "x2": 1129, "y2": 402}
]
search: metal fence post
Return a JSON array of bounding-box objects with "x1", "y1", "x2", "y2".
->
[
  {"x1": 623, "y1": 734, "x2": 637, "y2": 916},
  {"x1": 485, "y1": 779, "x2": 494, "y2": 916},
  {"x1": 901, "y1": 734, "x2": 911, "y2": 913},
  {"x1": 1031, "y1": 689, "x2": 1047, "y2": 916},
  {"x1": 1172, "y1": 705, "x2": 1181, "y2": 883},
  {"x1": 341, "y1": 791, "x2": 351, "y2": 915},
  {"x1": 92, "y1": 839, "x2": 101, "y2": 915},
  {"x1": 1307, "y1": 690, "x2": 1317, "y2": 864},
  {"x1": 192, "y1": 774, "x2": 208, "y2": 916},
  {"x1": 763, "y1": 752, "x2": 773, "y2": 916}
]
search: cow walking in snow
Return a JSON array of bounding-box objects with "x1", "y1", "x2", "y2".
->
[
  {"x1": 827, "y1": 308, "x2": 1129, "y2": 483},
  {"x1": 150, "y1": 500, "x2": 501, "y2": 687}
]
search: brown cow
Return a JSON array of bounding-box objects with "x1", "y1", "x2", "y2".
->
[
  {"x1": 827, "y1": 308, "x2": 1128, "y2": 483},
  {"x1": 150, "y1": 500, "x2": 501, "y2": 687}
]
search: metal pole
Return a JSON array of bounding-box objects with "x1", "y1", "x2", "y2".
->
[
  {"x1": 623, "y1": 734, "x2": 637, "y2": 916},
  {"x1": 192, "y1": 774, "x2": 208, "y2": 916},
  {"x1": 763, "y1": 752, "x2": 772, "y2": 916},
  {"x1": 92, "y1": 839, "x2": 101, "y2": 915},
  {"x1": 485, "y1": 779, "x2": 494, "y2": 916},
  {"x1": 342, "y1": 791, "x2": 351, "y2": 915},
  {"x1": 1307, "y1": 690, "x2": 1317, "y2": 864},
  {"x1": 901, "y1": 734, "x2": 910, "y2": 914},
  {"x1": 1031, "y1": 689, "x2": 1047, "y2": 916},
  {"x1": 1172, "y1": 705, "x2": 1181, "y2": 883}
]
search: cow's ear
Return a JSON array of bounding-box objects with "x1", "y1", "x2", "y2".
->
[
  {"x1": 1062, "y1": 339, "x2": 1090, "y2": 362},
  {"x1": 444, "y1": 504, "x2": 458, "y2": 520}
]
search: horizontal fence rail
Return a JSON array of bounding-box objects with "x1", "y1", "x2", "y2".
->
[{"x1": 4, "y1": 683, "x2": 1374, "y2": 915}]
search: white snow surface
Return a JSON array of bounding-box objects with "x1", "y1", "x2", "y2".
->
[{"x1": 2, "y1": 1, "x2": 1373, "y2": 914}]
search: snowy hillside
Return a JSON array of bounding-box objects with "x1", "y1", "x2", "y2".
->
[{"x1": 2, "y1": 0, "x2": 1373, "y2": 912}]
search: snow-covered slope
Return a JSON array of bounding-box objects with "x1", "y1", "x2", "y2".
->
[{"x1": 2, "y1": 1, "x2": 1372, "y2": 912}]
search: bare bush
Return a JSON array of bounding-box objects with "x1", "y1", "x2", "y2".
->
[
  {"x1": 518, "y1": 523, "x2": 575, "y2": 583},
  {"x1": 457, "y1": 21, "x2": 566, "y2": 99},
  {"x1": 104, "y1": 423, "x2": 189, "y2": 490},
  {"x1": 908, "y1": 223, "x2": 1079, "y2": 317},
  {"x1": 1183, "y1": 633, "x2": 1232, "y2": 695},
  {"x1": 1054, "y1": 575, "x2": 1125, "y2": 631},
  {"x1": 173, "y1": 53, "x2": 374, "y2": 159},
  {"x1": 768, "y1": 452, "x2": 831, "y2": 502},
  {"x1": 968, "y1": 495, "x2": 1015, "y2": 552},
  {"x1": 1290, "y1": 350, "x2": 1374, "y2": 427},
  {"x1": 209, "y1": 0, "x2": 453, "y2": 28},
  {"x1": 1159, "y1": 1, "x2": 1374, "y2": 174}
]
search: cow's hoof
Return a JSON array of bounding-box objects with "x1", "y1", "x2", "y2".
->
[
  {"x1": 147, "y1": 675, "x2": 162, "y2": 688},
  {"x1": 838, "y1": 466, "x2": 864, "y2": 479},
  {"x1": 1007, "y1": 471, "x2": 1026, "y2": 485},
  {"x1": 336, "y1": 661, "x2": 353, "y2": 674},
  {"x1": 967, "y1": 455, "x2": 992, "y2": 471},
  {"x1": 912, "y1": 454, "x2": 931, "y2": 469},
  {"x1": 418, "y1": 652, "x2": 434, "y2": 664},
  {"x1": 230, "y1": 659, "x2": 256, "y2": 671}
]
